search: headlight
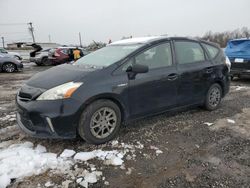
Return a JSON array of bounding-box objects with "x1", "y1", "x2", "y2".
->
[{"x1": 36, "y1": 82, "x2": 83, "y2": 100}]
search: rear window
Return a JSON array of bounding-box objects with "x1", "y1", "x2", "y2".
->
[
  {"x1": 203, "y1": 43, "x2": 219, "y2": 59},
  {"x1": 175, "y1": 41, "x2": 205, "y2": 64}
]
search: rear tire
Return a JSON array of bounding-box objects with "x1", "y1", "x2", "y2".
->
[
  {"x1": 2, "y1": 62, "x2": 16, "y2": 73},
  {"x1": 204, "y1": 83, "x2": 222, "y2": 111},
  {"x1": 41, "y1": 57, "x2": 51, "y2": 66},
  {"x1": 78, "y1": 99, "x2": 121, "y2": 144}
]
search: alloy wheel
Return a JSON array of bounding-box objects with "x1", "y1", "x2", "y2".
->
[
  {"x1": 3, "y1": 63, "x2": 15, "y2": 73},
  {"x1": 208, "y1": 87, "x2": 221, "y2": 107},
  {"x1": 90, "y1": 107, "x2": 117, "y2": 139}
]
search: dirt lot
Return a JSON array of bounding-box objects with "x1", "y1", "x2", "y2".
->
[{"x1": 0, "y1": 63, "x2": 250, "y2": 188}]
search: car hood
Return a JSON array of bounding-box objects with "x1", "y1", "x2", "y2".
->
[
  {"x1": 8, "y1": 52, "x2": 20, "y2": 56},
  {"x1": 26, "y1": 64, "x2": 96, "y2": 89},
  {"x1": 0, "y1": 53, "x2": 14, "y2": 58}
]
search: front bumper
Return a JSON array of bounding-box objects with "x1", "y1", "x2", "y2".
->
[
  {"x1": 16, "y1": 96, "x2": 82, "y2": 139},
  {"x1": 17, "y1": 62, "x2": 23, "y2": 70}
]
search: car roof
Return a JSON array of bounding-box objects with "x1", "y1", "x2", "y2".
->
[
  {"x1": 110, "y1": 36, "x2": 204, "y2": 46},
  {"x1": 228, "y1": 38, "x2": 250, "y2": 42},
  {"x1": 110, "y1": 36, "x2": 167, "y2": 45}
]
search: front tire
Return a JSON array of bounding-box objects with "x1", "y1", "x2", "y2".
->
[
  {"x1": 2, "y1": 63, "x2": 16, "y2": 73},
  {"x1": 204, "y1": 83, "x2": 222, "y2": 111},
  {"x1": 78, "y1": 99, "x2": 121, "y2": 144}
]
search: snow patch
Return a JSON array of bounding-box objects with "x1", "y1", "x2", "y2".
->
[
  {"x1": 227, "y1": 119, "x2": 236, "y2": 124},
  {"x1": 204, "y1": 122, "x2": 214, "y2": 126},
  {"x1": 0, "y1": 142, "x2": 73, "y2": 188},
  {"x1": 74, "y1": 150, "x2": 124, "y2": 166},
  {"x1": 0, "y1": 113, "x2": 16, "y2": 122},
  {"x1": 231, "y1": 86, "x2": 250, "y2": 91},
  {"x1": 150, "y1": 145, "x2": 163, "y2": 156}
]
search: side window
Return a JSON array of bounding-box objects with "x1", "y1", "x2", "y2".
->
[
  {"x1": 203, "y1": 43, "x2": 219, "y2": 59},
  {"x1": 175, "y1": 41, "x2": 205, "y2": 64},
  {"x1": 123, "y1": 43, "x2": 172, "y2": 71},
  {"x1": 61, "y1": 49, "x2": 69, "y2": 55}
]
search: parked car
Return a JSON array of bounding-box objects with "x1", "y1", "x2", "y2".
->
[
  {"x1": 16, "y1": 36, "x2": 230, "y2": 144},
  {"x1": 0, "y1": 54, "x2": 23, "y2": 73},
  {"x1": 225, "y1": 38, "x2": 250, "y2": 79},
  {"x1": 48, "y1": 47, "x2": 88, "y2": 65},
  {"x1": 30, "y1": 49, "x2": 51, "y2": 66},
  {"x1": 0, "y1": 48, "x2": 22, "y2": 60}
]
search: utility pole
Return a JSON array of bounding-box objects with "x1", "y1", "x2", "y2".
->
[
  {"x1": 1, "y1": 37, "x2": 4, "y2": 48},
  {"x1": 79, "y1": 32, "x2": 82, "y2": 47},
  {"x1": 28, "y1": 22, "x2": 35, "y2": 43}
]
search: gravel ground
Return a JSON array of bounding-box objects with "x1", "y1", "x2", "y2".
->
[{"x1": 0, "y1": 63, "x2": 250, "y2": 188}]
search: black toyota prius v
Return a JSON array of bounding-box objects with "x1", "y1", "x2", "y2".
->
[{"x1": 16, "y1": 36, "x2": 230, "y2": 144}]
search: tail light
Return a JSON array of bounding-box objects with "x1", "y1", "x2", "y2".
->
[{"x1": 225, "y1": 56, "x2": 231, "y2": 71}]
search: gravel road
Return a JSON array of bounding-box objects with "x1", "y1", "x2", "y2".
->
[{"x1": 0, "y1": 63, "x2": 249, "y2": 188}]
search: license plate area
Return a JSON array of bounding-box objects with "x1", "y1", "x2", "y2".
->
[{"x1": 234, "y1": 58, "x2": 244, "y2": 63}]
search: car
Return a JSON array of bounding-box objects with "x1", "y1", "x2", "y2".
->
[
  {"x1": 225, "y1": 38, "x2": 250, "y2": 79},
  {"x1": 30, "y1": 49, "x2": 51, "y2": 66},
  {"x1": 48, "y1": 47, "x2": 88, "y2": 65},
  {"x1": 16, "y1": 36, "x2": 230, "y2": 144},
  {"x1": 0, "y1": 48, "x2": 22, "y2": 60},
  {"x1": 0, "y1": 54, "x2": 23, "y2": 73}
]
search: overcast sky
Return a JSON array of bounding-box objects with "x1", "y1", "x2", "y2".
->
[{"x1": 0, "y1": 0, "x2": 249, "y2": 45}]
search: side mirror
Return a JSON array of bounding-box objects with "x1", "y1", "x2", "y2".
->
[{"x1": 126, "y1": 64, "x2": 148, "y2": 74}]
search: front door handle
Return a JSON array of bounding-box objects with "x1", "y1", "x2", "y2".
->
[{"x1": 167, "y1": 73, "x2": 178, "y2": 81}]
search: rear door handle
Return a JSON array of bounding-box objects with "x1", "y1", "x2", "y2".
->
[
  {"x1": 167, "y1": 73, "x2": 178, "y2": 81},
  {"x1": 205, "y1": 67, "x2": 213, "y2": 74}
]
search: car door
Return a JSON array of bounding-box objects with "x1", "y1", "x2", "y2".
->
[
  {"x1": 124, "y1": 42, "x2": 178, "y2": 118},
  {"x1": 174, "y1": 40, "x2": 214, "y2": 106}
]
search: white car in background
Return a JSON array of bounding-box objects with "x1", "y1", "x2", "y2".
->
[{"x1": 0, "y1": 48, "x2": 22, "y2": 60}]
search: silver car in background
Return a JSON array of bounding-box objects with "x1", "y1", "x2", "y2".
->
[
  {"x1": 30, "y1": 49, "x2": 51, "y2": 66},
  {"x1": 0, "y1": 48, "x2": 22, "y2": 60},
  {"x1": 0, "y1": 54, "x2": 23, "y2": 73}
]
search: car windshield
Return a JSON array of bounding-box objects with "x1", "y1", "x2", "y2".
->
[{"x1": 75, "y1": 44, "x2": 142, "y2": 67}]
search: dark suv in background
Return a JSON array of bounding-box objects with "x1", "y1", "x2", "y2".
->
[
  {"x1": 48, "y1": 47, "x2": 88, "y2": 65},
  {"x1": 16, "y1": 36, "x2": 230, "y2": 144}
]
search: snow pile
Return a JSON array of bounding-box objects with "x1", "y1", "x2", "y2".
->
[
  {"x1": 0, "y1": 142, "x2": 73, "y2": 188},
  {"x1": 0, "y1": 140, "x2": 163, "y2": 188}
]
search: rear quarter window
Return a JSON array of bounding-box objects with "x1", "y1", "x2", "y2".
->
[
  {"x1": 175, "y1": 41, "x2": 205, "y2": 64},
  {"x1": 203, "y1": 43, "x2": 219, "y2": 59}
]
